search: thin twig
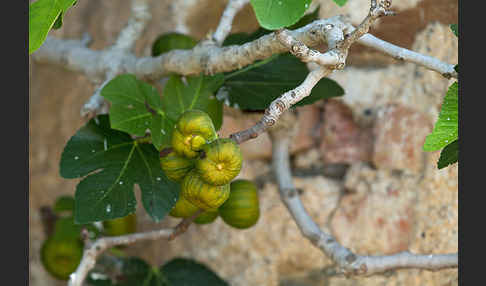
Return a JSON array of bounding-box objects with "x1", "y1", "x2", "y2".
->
[
  {"x1": 68, "y1": 228, "x2": 174, "y2": 286},
  {"x1": 212, "y1": 0, "x2": 250, "y2": 45},
  {"x1": 80, "y1": 0, "x2": 151, "y2": 116},
  {"x1": 230, "y1": 67, "x2": 332, "y2": 144},
  {"x1": 168, "y1": 209, "x2": 203, "y2": 241},
  {"x1": 80, "y1": 77, "x2": 112, "y2": 118}
]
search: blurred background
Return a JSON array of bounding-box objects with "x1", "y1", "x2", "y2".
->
[{"x1": 29, "y1": 0, "x2": 458, "y2": 285}]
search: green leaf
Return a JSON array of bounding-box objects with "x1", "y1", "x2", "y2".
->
[
  {"x1": 87, "y1": 257, "x2": 168, "y2": 286},
  {"x1": 221, "y1": 53, "x2": 344, "y2": 110},
  {"x1": 223, "y1": 5, "x2": 320, "y2": 46},
  {"x1": 86, "y1": 261, "x2": 166, "y2": 286},
  {"x1": 450, "y1": 24, "x2": 458, "y2": 37},
  {"x1": 29, "y1": 0, "x2": 77, "y2": 54},
  {"x1": 115, "y1": 257, "x2": 167, "y2": 286},
  {"x1": 86, "y1": 274, "x2": 114, "y2": 286},
  {"x1": 288, "y1": 5, "x2": 320, "y2": 30},
  {"x1": 437, "y1": 139, "x2": 458, "y2": 169},
  {"x1": 333, "y1": 0, "x2": 348, "y2": 7},
  {"x1": 100, "y1": 74, "x2": 175, "y2": 150},
  {"x1": 454, "y1": 64, "x2": 458, "y2": 74},
  {"x1": 160, "y1": 258, "x2": 229, "y2": 286},
  {"x1": 60, "y1": 115, "x2": 179, "y2": 224},
  {"x1": 152, "y1": 32, "x2": 197, "y2": 57},
  {"x1": 423, "y1": 82, "x2": 458, "y2": 151},
  {"x1": 161, "y1": 74, "x2": 225, "y2": 130},
  {"x1": 250, "y1": 0, "x2": 312, "y2": 30}
]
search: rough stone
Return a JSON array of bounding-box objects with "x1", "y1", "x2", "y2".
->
[
  {"x1": 372, "y1": 103, "x2": 433, "y2": 174},
  {"x1": 411, "y1": 151, "x2": 458, "y2": 255},
  {"x1": 330, "y1": 163, "x2": 418, "y2": 255},
  {"x1": 319, "y1": 99, "x2": 374, "y2": 164}
]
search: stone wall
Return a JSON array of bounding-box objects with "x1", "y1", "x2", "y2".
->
[{"x1": 29, "y1": 0, "x2": 458, "y2": 285}]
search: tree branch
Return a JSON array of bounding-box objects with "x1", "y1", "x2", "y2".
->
[
  {"x1": 68, "y1": 227, "x2": 174, "y2": 286},
  {"x1": 167, "y1": 209, "x2": 203, "y2": 241},
  {"x1": 276, "y1": 29, "x2": 341, "y2": 67},
  {"x1": 32, "y1": 16, "x2": 456, "y2": 83},
  {"x1": 111, "y1": 0, "x2": 151, "y2": 53},
  {"x1": 357, "y1": 33, "x2": 458, "y2": 78},
  {"x1": 80, "y1": 0, "x2": 152, "y2": 116},
  {"x1": 230, "y1": 67, "x2": 332, "y2": 144},
  {"x1": 80, "y1": 77, "x2": 112, "y2": 117},
  {"x1": 212, "y1": 0, "x2": 250, "y2": 46},
  {"x1": 230, "y1": 0, "x2": 396, "y2": 144},
  {"x1": 268, "y1": 126, "x2": 458, "y2": 276}
]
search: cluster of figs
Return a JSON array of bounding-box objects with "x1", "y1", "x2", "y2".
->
[{"x1": 161, "y1": 109, "x2": 260, "y2": 229}]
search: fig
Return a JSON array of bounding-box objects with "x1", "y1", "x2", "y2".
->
[
  {"x1": 160, "y1": 150, "x2": 195, "y2": 182},
  {"x1": 169, "y1": 196, "x2": 199, "y2": 218},
  {"x1": 219, "y1": 179, "x2": 260, "y2": 229},
  {"x1": 151, "y1": 32, "x2": 197, "y2": 57},
  {"x1": 194, "y1": 209, "x2": 219, "y2": 225},
  {"x1": 170, "y1": 196, "x2": 219, "y2": 224},
  {"x1": 196, "y1": 138, "x2": 242, "y2": 186},
  {"x1": 181, "y1": 169, "x2": 230, "y2": 211},
  {"x1": 102, "y1": 213, "x2": 137, "y2": 237},
  {"x1": 171, "y1": 110, "x2": 218, "y2": 158},
  {"x1": 41, "y1": 237, "x2": 83, "y2": 280}
]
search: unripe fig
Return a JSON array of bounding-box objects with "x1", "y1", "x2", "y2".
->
[
  {"x1": 41, "y1": 237, "x2": 83, "y2": 280},
  {"x1": 196, "y1": 138, "x2": 242, "y2": 186},
  {"x1": 160, "y1": 150, "x2": 195, "y2": 182},
  {"x1": 102, "y1": 213, "x2": 137, "y2": 237},
  {"x1": 169, "y1": 196, "x2": 199, "y2": 218},
  {"x1": 181, "y1": 169, "x2": 230, "y2": 211},
  {"x1": 219, "y1": 179, "x2": 260, "y2": 229},
  {"x1": 151, "y1": 32, "x2": 197, "y2": 57},
  {"x1": 171, "y1": 110, "x2": 217, "y2": 158},
  {"x1": 194, "y1": 209, "x2": 219, "y2": 225},
  {"x1": 170, "y1": 196, "x2": 219, "y2": 224}
]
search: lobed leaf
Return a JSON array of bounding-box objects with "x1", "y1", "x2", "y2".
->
[
  {"x1": 437, "y1": 139, "x2": 458, "y2": 169},
  {"x1": 160, "y1": 258, "x2": 228, "y2": 286},
  {"x1": 101, "y1": 74, "x2": 175, "y2": 150},
  {"x1": 29, "y1": 0, "x2": 77, "y2": 54},
  {"x1": 60, "y1": 115, "x2": 179, "y2": 224},
  {"x1": 450, "y1": 24, "x2": 458, "y2": 37},
  {"x1": 223, "y1": 5, "x2": 320, "y2": 46},
  {"x1": 333, "y1": 0, "x2": 348, "y2": 7},
  {"x1": 250, "y1": 0, "x2": 312, "y2": 30},
  {"x1": 221, "y1": 53, "x2": 344, "y2": 110},
  {"x1": 423, "y1": 82, "x2": 458, "y2": 151},
  {"x1": 151, "y1": 32, "x2": 197, "y2": 57}
]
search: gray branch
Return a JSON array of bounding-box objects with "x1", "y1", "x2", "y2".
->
[
  {"x1": 269, "y1": 126, "x2": 458, "y2": 276},
  {"x1": 212, "y1": 0, "x2": 250, "y2": 45},
  {"x1": 68, "y1": 228, "x2": 174, "y2": 286},
  {"x1": 31, "y1": 16, "x2": 456, "y2": 82}
]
